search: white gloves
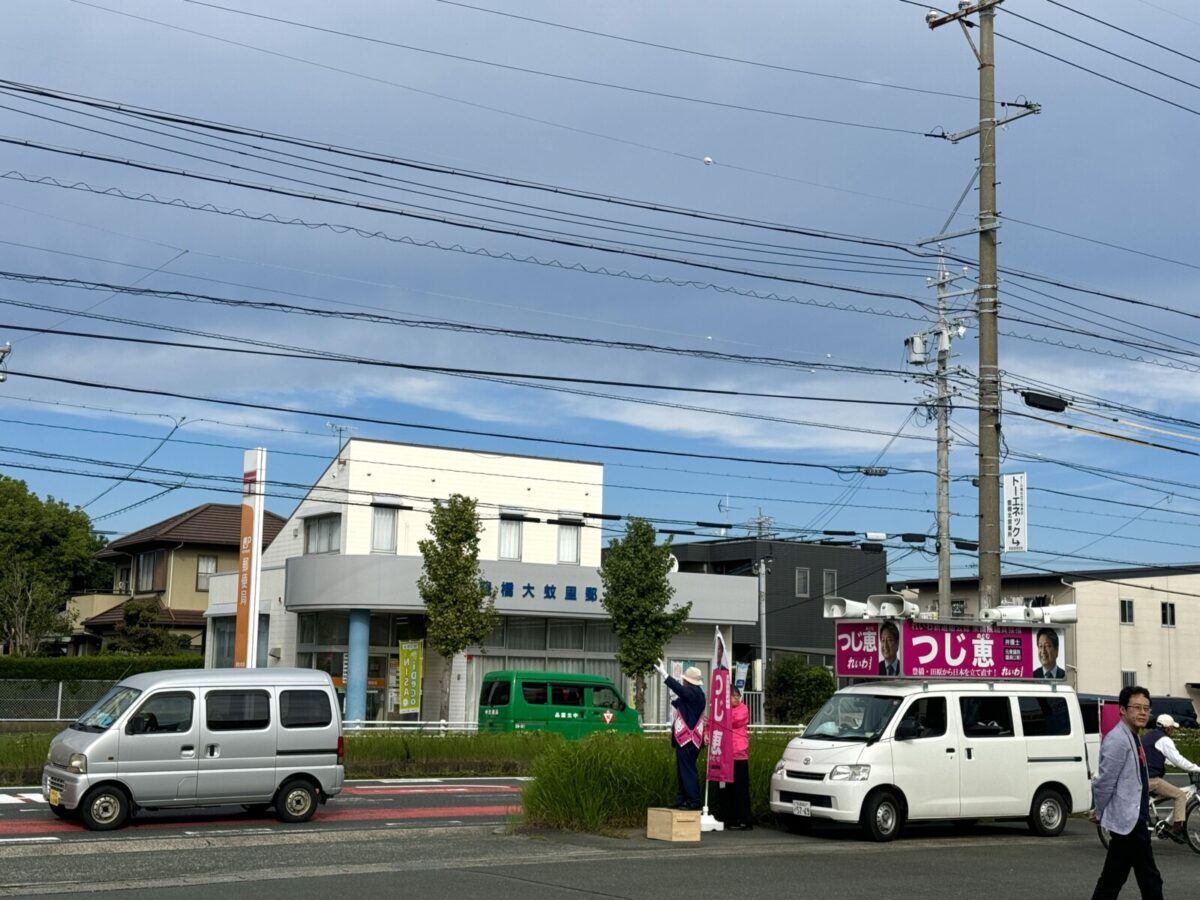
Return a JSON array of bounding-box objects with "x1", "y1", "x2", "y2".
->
[{"x1": 654, "y1": 659, "x2": 668, "y2": 680}]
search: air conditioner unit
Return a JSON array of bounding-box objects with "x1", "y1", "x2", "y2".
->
[{"x1": 824, "y1": 597, "x2": 868, "y2": 618}]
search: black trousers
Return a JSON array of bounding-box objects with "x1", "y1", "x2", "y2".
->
[
  {"x1": 720, "y1": 759, "x2": 751, "y2": 825},
  {"x1": 1091, "y1": 821, "x2": 1163, "y2": 900},
  {"x1": 674, "y1": 741, "x2": 701, "y2": 807}
]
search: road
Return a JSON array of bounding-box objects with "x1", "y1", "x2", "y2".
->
[{"x1": 1, "y1": 780, "x2": 1197, "y2": 897}]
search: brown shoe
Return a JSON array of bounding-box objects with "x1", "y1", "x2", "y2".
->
[{"x1": 1169, "y1": 823, "x2": 1187, "y2": 844}]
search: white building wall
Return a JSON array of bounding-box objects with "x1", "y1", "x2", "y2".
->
[{"x1": 1073, "y1": 577, "x2": 1200, "y2": 700}]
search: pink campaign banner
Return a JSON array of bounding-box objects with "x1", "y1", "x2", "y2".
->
[
  {"x1": 706, "y1": 666, "x2": 733, "y2": 783},
  {"x1": 836, "y1": 621, "x2": 1043, "y2": 679}
]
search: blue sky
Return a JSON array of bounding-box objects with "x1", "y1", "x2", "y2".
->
[{"x1": 2, "y1": 0, "x2": 1198, "y2": 587}]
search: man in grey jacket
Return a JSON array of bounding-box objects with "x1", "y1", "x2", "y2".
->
[{"x1": 1089, "y1": 685, "x2": 1163, "y2": 900}]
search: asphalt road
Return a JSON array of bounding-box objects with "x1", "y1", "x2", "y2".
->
[{"x1": 0, "y1": 779, "x2": 1197, "y2": 899}]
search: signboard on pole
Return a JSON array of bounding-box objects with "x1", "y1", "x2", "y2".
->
[
  {"x1": 398, "y1": 640, "x2": 424, "y2": 715},
  {"x1": 234, "y1": 448, "x2": 266, "y2": 668},
  {"x1": 1003, "y1": 472, "x2": 1028, "y2": 552},
  {"x1": 706, "y1": 627, "x2": 733, "y2": 784}
]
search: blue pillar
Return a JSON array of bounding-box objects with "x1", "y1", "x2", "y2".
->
[{"x1": 345, "y1": 609, "x2": 370, "y2": 723}]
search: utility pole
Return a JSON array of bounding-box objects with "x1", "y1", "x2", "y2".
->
[
  {"x1": 908, "y1": 255, "x2": 969, "y2": 620},
  {"x1": 925, "y1": 1, "x2": 1035, "y2": 612},
  {"x1": 751, "y1": 509, "x2": 772, "y2": 701},
  {"x1": 0, "y1": 342, "x2": 10, "y2": 383}
]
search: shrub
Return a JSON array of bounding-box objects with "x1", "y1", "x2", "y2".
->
[
  {"x1": 0, "y1": 655, "x2": 202, "y2": 681},
  {"x1": 764, "y1": 658, "x2": 835, "y2": 725}
]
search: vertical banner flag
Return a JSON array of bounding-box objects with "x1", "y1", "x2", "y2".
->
[
  {"x1": 1003, "y1": 472, "x2": 1028, "y2": 552},
  {"x1": 397, "y1": 640, "x2": 424, "y2": 715},
  {"x1": 706, "y1": 626, "x2": 734, "y2": 784},
  {"x1": 234, "y1": 448, "x2": 267, "y2": 668}
]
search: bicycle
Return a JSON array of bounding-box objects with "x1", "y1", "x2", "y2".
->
[{"x1": 1096, "y1": 771, "x2": 1200, "y2": 855}]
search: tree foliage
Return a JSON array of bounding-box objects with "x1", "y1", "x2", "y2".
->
[
  {"x1": 0, "y1": 477, "x2": 108, "y2": 656},
  {"x1": 765, "y1": 657, "x2": 836, "y2": 725},
  {"x1": 598, "y1": 517, "x2": 690, "y2": 715},
  {"x1": 417, "y1": 494, "x2": 499, "y2": 720},
  {"x1": 104, "y1": 597, "x2": 194, "y2": 656}
]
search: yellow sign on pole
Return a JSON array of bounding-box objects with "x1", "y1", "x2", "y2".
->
[{"x1": 398, "y1": 641, "x2": 424, "y2": 715}]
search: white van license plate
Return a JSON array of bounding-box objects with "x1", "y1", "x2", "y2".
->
[
  {"x1": 792, "y1": 800, "x2": 811, "y2": 817},
  {"x1": 48, "y1": 789, "x2": 60, "y2": 807}
]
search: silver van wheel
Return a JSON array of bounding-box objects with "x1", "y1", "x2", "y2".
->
[
  {"x1": 276, "y1": 781, "x2": 318, "y2": 824},
  {"x1": 1028, "y1": 788, "x2": 1067, "y2": 837},
  {"x1": 80, "y1": 786, "x2": 130, "y2": 831}
]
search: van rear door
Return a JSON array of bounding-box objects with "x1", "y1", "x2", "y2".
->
[{"x1": 196, "y1": 687, "x2": 278, "y2": 802}]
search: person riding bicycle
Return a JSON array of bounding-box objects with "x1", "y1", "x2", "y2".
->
[{"x1": 1141, "y1": 712, "x2": 1200, "y2": 843}]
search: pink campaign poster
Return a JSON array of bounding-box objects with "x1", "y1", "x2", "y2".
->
[{"x1": 836, "y1": 621, "x2": 1044, "y2": 679}]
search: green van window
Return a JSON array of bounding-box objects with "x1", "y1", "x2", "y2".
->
[
  {"x1": 522, "y1": 682, "x2": 548, "y2": 705},
  {"x1": 592, "y1": 686, "x2": 623, "y2": 710},
  {"x1": 480, "y1": 680, "x2": 511, "y2": 706},
  {"x1": 551, "y1": 684, "x2": 584, "y2": 706}
]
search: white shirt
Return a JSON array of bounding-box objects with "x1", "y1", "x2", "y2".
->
[{"x1": 1154, "y1": 734, "x2": 1200, "y2": 774}]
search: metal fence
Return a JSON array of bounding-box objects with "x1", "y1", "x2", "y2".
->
[{"x1": 0, "y1": 680, "x2": 117, "y2": 721}]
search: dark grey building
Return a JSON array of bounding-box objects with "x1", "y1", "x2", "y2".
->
[{"x1": 670, "y1": 538, "x2": 889, "y2": 673}]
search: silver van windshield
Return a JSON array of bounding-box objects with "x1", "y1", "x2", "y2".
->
[
  {"x1": 71, "y1": 686, "x2": 142, "y2": 732},
  {"x1": 804, "y1": 694, "x2": 901, "y2": 742}
]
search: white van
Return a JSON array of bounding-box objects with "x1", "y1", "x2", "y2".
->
[
  {"x1": 42, "y1": 668, "x2": 344, "y2": 830},
  {"x1": 769, "y1": 681, "x2": 1090, "y2": 841}
]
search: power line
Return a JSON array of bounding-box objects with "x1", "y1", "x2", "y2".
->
[
  {"x1": 2, "y1": 369, "x2": 937, "y2": 477},
  {"x1": 1041, "y1": 0, "x2": 1200, "y2": 68},
  {"x1": 430, "y1": 0, "x2": 980, "y2": 101}
]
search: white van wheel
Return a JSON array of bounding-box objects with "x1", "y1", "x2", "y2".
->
[
  {"x1": 861, "y1": 791, "x2": 903, "y2": 842},
  {"x1": 80, "y1": 785, "x2": 130, "y2": 831},
  {"x1": 276, "y1": 780, "x2": 318, "y2": 824},
  {"x1": 1029, "y1": 788, "x2": 1068, "y2": 837}
]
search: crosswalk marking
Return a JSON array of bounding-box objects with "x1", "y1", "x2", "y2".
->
[{"x1": 0, "y1": 793, "x2": 46, "y2": 805}]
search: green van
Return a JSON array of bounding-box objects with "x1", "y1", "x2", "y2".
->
[{"x1": 478, "y1": 671, "x2": 642, "y2": 738}]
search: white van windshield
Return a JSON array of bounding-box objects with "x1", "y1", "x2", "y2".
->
[
  {"x1": 71, "y1": 686, "x2": 142, "y2": 732},
  {"x1": 804, "y1": 694, "x2": 902, "y2": 742}
]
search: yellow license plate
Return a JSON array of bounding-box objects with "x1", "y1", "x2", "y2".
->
[{"x1": 48, "y1": 788, "x2": 60, "y2": 806}]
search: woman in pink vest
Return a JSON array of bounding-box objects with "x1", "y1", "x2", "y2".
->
[{"x1": 724, "y1": 687, "x2": 753, "y2": 830}]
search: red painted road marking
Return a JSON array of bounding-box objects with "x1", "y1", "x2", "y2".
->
[
  {"x1": 341, "y1": 785, "x2": 521, "y2": 796},
  {"x1": 0, "y1": 804, "x2": 521, "y2": 836}
]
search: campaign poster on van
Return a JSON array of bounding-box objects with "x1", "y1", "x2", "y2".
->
[{"x1": 835, "y1": 621, "x2": 1067, "y2": 679}]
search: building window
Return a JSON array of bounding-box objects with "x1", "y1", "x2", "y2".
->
[
  {"x1": 1162, "y1": 602, "x2": 1176, "y2": 627},
  {"x1": 115, "y1": 565, "x2": 131, "y2": 594},
  {"x1": 1121, "y1": 670, "x2": 1137, "y2": 689},
  {"x1": 823, "y1": 569, "x2": 837, "y2": 597},
  {"x1": 305, "y1": 514, "x2": 341, "y2": 554},
  {"x1": 499, "y1": 516, "x2": 522, "y2": 560},
  {"x1": 1119, "y1": 599, "x2": 1134, "y2": 625},
  {"x1": 794, "y1": 567, "x2": 810, "y2": 598},
  {"x1": 371, "y1": 506, "x2": 397, "y2": 553},
  {"x1": 135, "y1": 549, "x2": 166, "y2": 592},
  {"x1": 196, "y1": 555, "x2": 217, "y2": 592},
  {"x1": 557, "y1": 521, "x2": 580, "y2": 564}
]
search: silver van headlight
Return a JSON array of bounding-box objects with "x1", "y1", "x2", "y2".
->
[
  {"x1": 67, "y1": 753, "x2": 87, "y2": 775},
  {"x1": 773, "y1": 758, "x2": 786, "y2": 775},
  {"x1": 829, "y1": 764, "x2": 870, "y2": 781}
]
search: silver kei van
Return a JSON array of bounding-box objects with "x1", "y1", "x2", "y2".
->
[{"x1": 42, "y1": 667, "x2": 344, "y2": 830}]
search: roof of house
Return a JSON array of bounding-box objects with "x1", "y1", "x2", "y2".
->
[
  {"x1": 893, "y1": 563, "x2": 1200, "y2": 591},
  {"x1": 83, "y1": 598, "x2": 207, "y2": 630},
  {"x1": 97, "y1": 503, "x2": 286, "y2": 559}
]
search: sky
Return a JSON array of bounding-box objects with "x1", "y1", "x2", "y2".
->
[{"x1": 2, "y1": 0, "x2": 1199, "y2": 592}]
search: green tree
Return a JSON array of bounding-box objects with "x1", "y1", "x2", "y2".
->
[
  {"x1": 104, "y1": 597, "x2": 193, "y2": 655},
  {"x1": 765, "y1": 657, "x2": 836, "y2": 725},
  {"x1": 0, "y1": 476, "x2": 108, "y2": 655},
  {"x1": 417, "y1": 494, "x2": 499, "y2": 721},
  {"x1": 598, "y1": 517, "x2": 691, "y2": 716}
]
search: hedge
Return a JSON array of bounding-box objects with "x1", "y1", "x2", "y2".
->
[{"x1": 0, "y1": 655, "x2": 204, "y2": 681}]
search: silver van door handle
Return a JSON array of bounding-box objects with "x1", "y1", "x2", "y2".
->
[
  {"x1": 180, "y1": 745, "x2": 195, "y2": 759},
  {"x1": 206, "y1": 744, "x2": 220, "y2": 758}
]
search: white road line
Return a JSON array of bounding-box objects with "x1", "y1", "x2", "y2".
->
[
  {"x1": 0, "y1": 837, "x2": 60, "y2": 844},
  {"x1": 17, "y1": 794, "x2": 44, "y2": 803},
  {"x1": 182, "y1": 828, "x2": 274, "y2": 836}
]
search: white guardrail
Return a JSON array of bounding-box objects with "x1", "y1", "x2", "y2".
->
[{"x1": 343, "y1": 720, "x2": 804, "y2": 735}]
